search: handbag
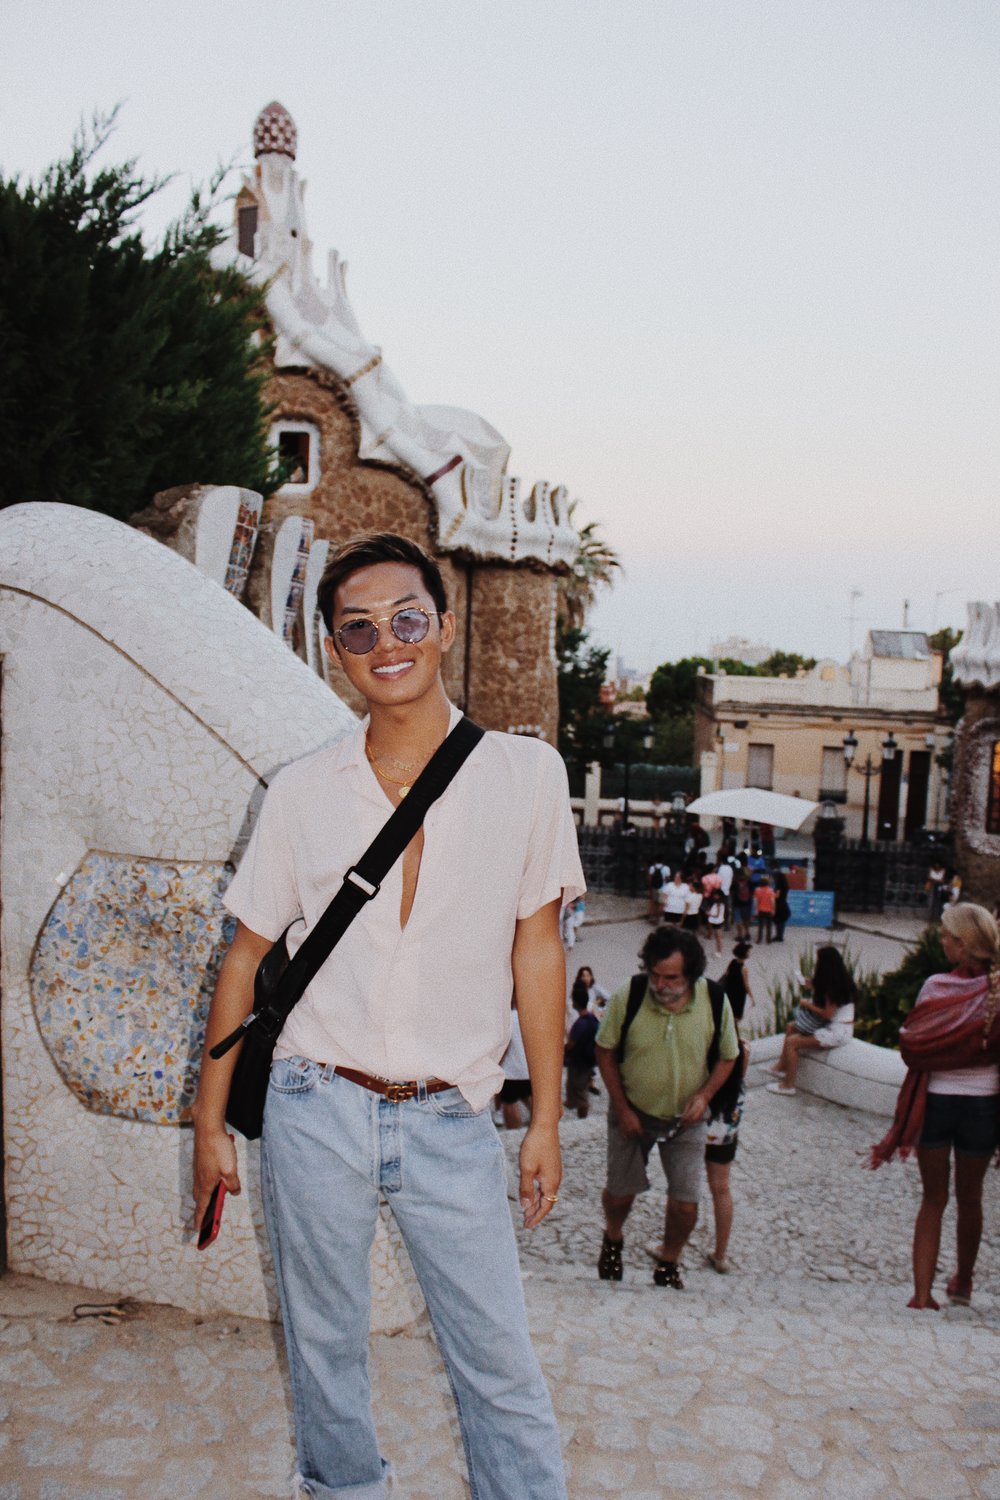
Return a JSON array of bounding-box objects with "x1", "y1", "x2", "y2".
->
[{"x1": 209, "y1": 715, "x2": 485, "y2": 1138}]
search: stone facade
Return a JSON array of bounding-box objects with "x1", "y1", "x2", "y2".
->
[
  {"x1": 693, "y1": 638, "x2": 946, "y2": 842},
  {"x1": 950, "y1": 603, "x2": 1000, "y2": 905},
  {"x1": 240, "y1": 367, "x2": 562, "y2": 741},
  {"x1": 951, "y1": 687, "x2": 1000, "y2": 906},
  {"x1": 200, "y1": 102, "x2": 579, "y2": 748}
]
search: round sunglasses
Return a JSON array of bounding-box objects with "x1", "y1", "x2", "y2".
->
[{"x1": 334, "y1": 607, "x2": 441, "y2": 656}]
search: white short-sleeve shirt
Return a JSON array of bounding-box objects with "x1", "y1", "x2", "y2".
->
[{"x1": 223, "y1": 704, "x2": 586, "y2": 1110}]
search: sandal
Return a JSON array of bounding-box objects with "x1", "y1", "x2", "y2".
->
[
  {"x1": 653, "y1": 1259, "x2": 684, "y2": 1289},
  {"x1": 597, "y1": 1233, "x2": 623, "y2": 1282},
  {"x1": 946, "y1": 1274, "x2": 972, "y2": 1306},
  {"x1": 907, "y1": 1295, "x2": 940, "y2": 1310},
  {"x1": 707, "y1": 1253, "x2": 730, "y2": 1274}
]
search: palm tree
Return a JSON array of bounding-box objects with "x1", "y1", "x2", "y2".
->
[{"x1": 558, "y1": 500, "x2": 622, "y2": 629}]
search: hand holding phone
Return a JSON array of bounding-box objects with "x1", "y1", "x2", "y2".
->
[
  {"x1": 197, "y1": 1178, "x2": 228, "y2": 1250},
  {"x1": 196, "y1": 1131, "x2": 235, "y2": 1250}
]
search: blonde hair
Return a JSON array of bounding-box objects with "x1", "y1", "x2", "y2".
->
[{"x1": 941, "y1": 902, "x2": 1000, "y2": 964}]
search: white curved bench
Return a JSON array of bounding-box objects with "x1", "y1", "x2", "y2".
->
[{"x1": 749, "y1": 1035, "x2": 905, "y2": 1118}]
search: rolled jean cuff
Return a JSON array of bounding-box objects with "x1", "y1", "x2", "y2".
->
[{"x1": 294, "y1": 1461, "x2": 393, "y2": 1498}]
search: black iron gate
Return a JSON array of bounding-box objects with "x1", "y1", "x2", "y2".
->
[
  {"x1": 813, "y1": 835, "x2": 952, "y2": 913},
  {"x1": 576, "y1": 827, "x2": 690, "y2": 896}
]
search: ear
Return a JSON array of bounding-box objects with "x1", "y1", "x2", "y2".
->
[
  {"x1": 438, "y1": 609, "x2": 457, "y2": 655},
  {"x1": 323, "y1": 631, "x2": 341, "y2": 665}
]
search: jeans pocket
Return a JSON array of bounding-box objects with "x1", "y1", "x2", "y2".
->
[
  {"x1": 269, "y1": 1056, "x2": 321, "y2": 1094},
  {"x1": 428, "y1": 1086, "x2": 481, "y2": 1118}
]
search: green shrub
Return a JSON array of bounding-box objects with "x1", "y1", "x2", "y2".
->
[{"x1": 853, "y1": 925, "x2": 949, "y2": 1048}]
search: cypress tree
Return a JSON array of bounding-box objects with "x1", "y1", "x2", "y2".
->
[{"x1": 0, "y1": 110, "x2": 280, "y2": 519}]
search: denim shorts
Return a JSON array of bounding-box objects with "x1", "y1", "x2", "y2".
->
[{"x1": 919, "y1": 1092, "x2": 999, "y2": 1156}]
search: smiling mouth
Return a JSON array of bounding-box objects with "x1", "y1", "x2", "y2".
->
[{"x1": 371, "y1": 660, "x2": 414, "y2": 677}]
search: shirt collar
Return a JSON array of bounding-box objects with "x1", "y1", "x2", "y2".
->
[{"x1": 339, "y1": 700, "x2": 469, "y2": 802}]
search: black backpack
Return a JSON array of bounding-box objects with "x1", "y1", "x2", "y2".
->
[
  {"x1": 649, "y1": 864, "x2": 666, "y2": 890},
  {"x1": 616, "y1": 973, "x2": 748, "y2": 1120}
]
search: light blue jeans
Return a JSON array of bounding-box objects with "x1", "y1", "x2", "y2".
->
[{"x1": 261, "y1": 1058, "x2": 567, "y2": 1500}]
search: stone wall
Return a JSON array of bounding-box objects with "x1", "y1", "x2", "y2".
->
[
  {"x1": 465, "y1": 564, "x2": 559, "y2": 743},
  {"x1": 952, "y1": 687, "x2": 1000, "y2": 906},
  {"x1": 263, "y1": 368, "x2": 560, "y2": 739}
]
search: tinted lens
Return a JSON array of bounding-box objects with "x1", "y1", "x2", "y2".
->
[
  {"x1": 391, "y1": 608, "x2": 431, "y2": 644},
  {"x1": 339, "y1": 619, "x2": 378, "y2": 654}
]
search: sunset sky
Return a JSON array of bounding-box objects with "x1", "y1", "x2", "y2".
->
[{"x1": 4, "y1": 1, "x2": 998, "y2": 670}]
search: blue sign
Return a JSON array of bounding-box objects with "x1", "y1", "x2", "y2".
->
[{"x1": 786, "y1": 890, "x2": 835, "y2": 928}]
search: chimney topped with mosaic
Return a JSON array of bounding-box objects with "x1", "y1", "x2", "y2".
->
[{"x1": 253, "y1": 101, "x2": 297, "y2": 160}]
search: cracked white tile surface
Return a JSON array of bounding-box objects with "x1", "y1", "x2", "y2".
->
[{"x1": 0, "y1": 503, "x2": 421, "y2": 1331}]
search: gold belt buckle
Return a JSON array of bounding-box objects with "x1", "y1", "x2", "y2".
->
[{"x1": 385, "y1": 1081, "x2": 416, "y2": 1103}]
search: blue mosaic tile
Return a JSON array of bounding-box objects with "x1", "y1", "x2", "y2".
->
[{"x1": 30, "y1": 853, "x2": 236, "y2": 1125}]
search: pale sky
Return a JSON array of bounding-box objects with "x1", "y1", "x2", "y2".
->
[{"x1": 3, "y1": 1, "x2": 997, "y2": 672}]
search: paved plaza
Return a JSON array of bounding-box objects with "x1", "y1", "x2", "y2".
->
[{"x1": 1, "y1": 907, "x2": 998, "y2": 1498}]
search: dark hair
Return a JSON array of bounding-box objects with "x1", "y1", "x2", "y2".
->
[
  {"x1": 732, "y1": 940, "x2": 752, "y2": 960},
  {"x1": 575, "y1": 966, "x2": 594, "y2": 986},
  {"x1": 812, "y1": 945, "x2": 857, "y2": 1009},
  {"x1": 640, "y1": 925, "x2": 706, "y2": 982},
  {"x1": 570, "y1": 980, "x2": 590, "y2": 1012},
  {"x1": 316, "y1": 532, "x2": 448, "y2": 632}
]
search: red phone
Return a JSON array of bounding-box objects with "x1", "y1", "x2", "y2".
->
[{"x1": 197, "y1": 1178, "x2": 228, "y2": 1250}]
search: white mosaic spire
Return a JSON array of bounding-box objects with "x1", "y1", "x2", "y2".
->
[
  {"x1": 215, "y1": 103, "x2": 580, "y2": 568},
  {"x1": 950, "y1": 601, "x2": 1000, "y2": 691}
]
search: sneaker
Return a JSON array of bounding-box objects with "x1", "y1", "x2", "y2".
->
[
  {"x1": 762, "y1": 1064, "x2": 786, "y2": 1078},
  {"x1": 597, "y1": 1233, "x2": 623, "y2": 1282},
  {"x1": 766, "y1": 1083, "x2": 796, "y2": 1096},
  {"x1": 653, "y1": 1259, "x2": 684, "y2": 1289},
  {"x1": 707, "y1": 1253, "x2": 730, "y2": 1274}
]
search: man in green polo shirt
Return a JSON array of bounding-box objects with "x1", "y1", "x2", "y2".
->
[{"x1": 595, "y1": 925, "x2": 738, "y2": 1288}]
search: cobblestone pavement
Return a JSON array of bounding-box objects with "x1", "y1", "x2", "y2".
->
[{"x1": 2, "y1": 912, "x2": 999, "y2": 1498}]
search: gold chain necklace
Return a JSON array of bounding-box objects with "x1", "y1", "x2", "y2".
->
[{"x1": 365, "y1": 740, "x2": 427, "y2": 798}]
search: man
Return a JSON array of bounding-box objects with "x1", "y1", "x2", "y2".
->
[
  {"x1": 594, "y1": 925, "x2": 738, "y2": 1289},
  {"x1": 193, "y1": 532, "x2": 584, "y2": 1500}
]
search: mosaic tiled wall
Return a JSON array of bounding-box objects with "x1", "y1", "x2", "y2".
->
[
  {"x1": 31, "y1": 853, "x2": 236, "y2": 1125},
  {"x1": 0, "y1": 502, "x2": 422, "y2": 1331}
]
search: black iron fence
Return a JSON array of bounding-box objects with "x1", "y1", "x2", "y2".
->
[
  {"x1": 576, "y1": 826, "x2": 690, "y2": 896},
  {"x1": 813, "y1": 835, "x2": 952, "y2": 913}
]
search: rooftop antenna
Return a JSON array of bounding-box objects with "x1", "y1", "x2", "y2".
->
[
  {"x1": 902, "y1": 599, "x2": 910, "y2": 628},
  {"x1": 847, "y1": 588, "x2": 862, "y2": 658}
]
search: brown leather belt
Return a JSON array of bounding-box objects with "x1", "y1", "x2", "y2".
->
[{"x1": 334, "y1": 1066, "x2": 453, "y2": 1103}]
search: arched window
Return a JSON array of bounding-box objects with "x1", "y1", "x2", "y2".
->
[
  {"x1": 270, "y1": 420, "x2": 321, "y2": 495},
  {"x1": 236, "y1": 188, "x2": 259, "y2": 258}
]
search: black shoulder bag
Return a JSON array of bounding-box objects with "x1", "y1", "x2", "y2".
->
[{"x1": 209, "y1": 716, "x2": 484, "y2": 1139}]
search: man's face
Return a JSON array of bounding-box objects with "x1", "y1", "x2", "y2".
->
[
  {"x1": 324, "y1": 560, "x2": 455, "y2": 711},
  {"x1": 647, "y1": 951, "x2": 692, "y2": 1011}
]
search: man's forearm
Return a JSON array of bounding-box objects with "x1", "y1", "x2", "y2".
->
[
  {"x1": 512, "y1": 901, "x2": 565, "y2": 1125},
  {"x1": 192, "y1": 923, "x2": 272, "y2": 1132}
]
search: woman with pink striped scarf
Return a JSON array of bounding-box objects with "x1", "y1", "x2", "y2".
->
[{"x1": 871, "y1": 903, "x2": 1000, "y2": 1309}]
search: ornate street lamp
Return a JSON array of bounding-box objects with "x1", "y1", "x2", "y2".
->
[
  {"x1": 603, "y1": 721, "x2": 653, "y2": 829},
  {"x1": 842, "y1": 729, "x2": 898, "y2": 845}
]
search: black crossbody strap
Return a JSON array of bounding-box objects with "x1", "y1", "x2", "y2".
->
[
  {"x1": 286, "y1": 714, "x2": 484, "y2": 994},
  {"x1": 210, "y1": 715, "x2": 484, "y2": 1059}
]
